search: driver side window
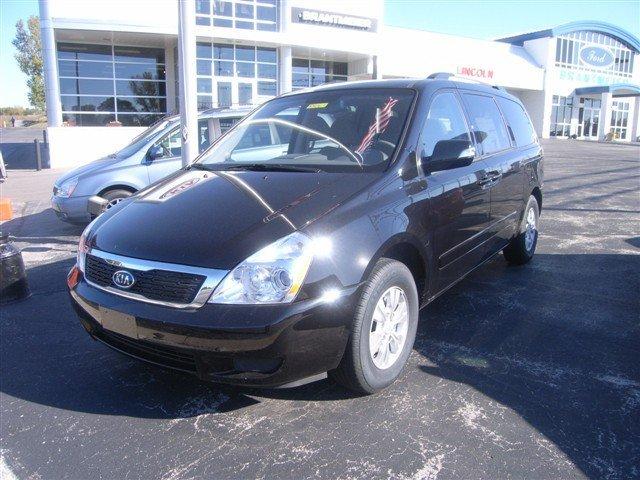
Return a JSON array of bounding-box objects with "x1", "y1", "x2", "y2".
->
[
  {"x1": 155, "y1": 128, "x2": 182, "y2": 159},
  {"x1": 420, "y1": 92, "x2": 471, "y2": 159}
]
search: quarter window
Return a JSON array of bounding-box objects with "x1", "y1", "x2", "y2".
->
[
  {"x1": 496, "y1": 97, "x2": 537, "y2": 147},
  {"x1": 462, "y1": 94, "x2": 511, "y2": 155},
  {"x1": 420, "y1": 92, "x2": 471, "y2": 159}
]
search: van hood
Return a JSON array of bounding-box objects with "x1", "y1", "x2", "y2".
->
[
  {"x1": 91, "y1": 168, "x2": 379, "y2": 270},
  {"x1": 55, "y1": 155, "x2": 122, "y2": 185}
]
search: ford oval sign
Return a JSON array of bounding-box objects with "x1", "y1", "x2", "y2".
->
[
  {"x1": 112, "y1": 270, "x2": 135, "y2": 289},
  {"x1": 579, "y1": 45, "x2": 615, "y2": 68}
]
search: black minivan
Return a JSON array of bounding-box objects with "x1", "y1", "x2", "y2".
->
[{"x1": 68, "y1": 75, "x2": 543, "y2": 394}]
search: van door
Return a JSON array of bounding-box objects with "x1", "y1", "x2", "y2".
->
[
  {"x1": 417, "y1": 91, "x2": 492, "y2": 293},
  {"x1": 495, "y1": 97, "x2": 541, "y2": 242},
  {"x1": 461, "y1": 93, "x2": 524, "y2": 252},
  {"x1": 146, "y1": 119, "x2": 212, "y2": 183}
]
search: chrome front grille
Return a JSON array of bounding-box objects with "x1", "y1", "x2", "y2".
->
[
  {"x1": 86, "y1": 255, "x2": 206, "y2": 304},
  {"x1": 83, "y1": 249, "x2": 228, "y2": 308}
]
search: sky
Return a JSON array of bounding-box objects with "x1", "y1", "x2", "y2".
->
[{"x1": 1, "y1": 0, "x2": 639, "y2": 107}]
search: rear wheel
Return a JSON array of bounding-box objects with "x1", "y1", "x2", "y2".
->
[
  {"x1": 503, "y1": 195, "x2": 539, "y2": 265},
  {"x1": 102, "y1": 189, "x2": 134, "y2": 210},
  {"x1": 329, "y1": 258, "x2": 419, "y2": 394}
]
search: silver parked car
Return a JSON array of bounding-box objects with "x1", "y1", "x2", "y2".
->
[{"x1": 51, "y1": 107, "x2": 251, "y2": 223}]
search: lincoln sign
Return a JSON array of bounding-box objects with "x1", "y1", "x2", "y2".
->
[
  {"x1": 291, "y1": 7, "x2": 376, "y2": 32},
  {"x1": 456, "y1": 66, "x2": 495, "y2": 79}
]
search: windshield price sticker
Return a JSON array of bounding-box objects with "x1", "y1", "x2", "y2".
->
[{"x1": 307, "y1": 102, "x2": 329, "y2": 109}]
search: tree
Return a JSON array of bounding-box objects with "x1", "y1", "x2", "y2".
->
[{"x1": 12, "y1": 16, "x2": 45, "y2": 111}]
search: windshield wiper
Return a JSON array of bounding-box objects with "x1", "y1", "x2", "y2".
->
[
  {"x1": 187, "y1": 163, "x2": 218, "y2": 171},
  {"x1": 224, "y1": 163, "x2": 321, "y2": 173}
]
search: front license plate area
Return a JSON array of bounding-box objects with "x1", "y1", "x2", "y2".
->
[{"x1": 99, "y1": 307, "x2": 137, "y2": 338}]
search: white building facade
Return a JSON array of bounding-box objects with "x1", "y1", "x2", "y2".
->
[{"x1": 39, "y1": 0, "x2": 640, "y2": 168}]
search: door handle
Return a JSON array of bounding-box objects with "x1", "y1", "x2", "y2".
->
[{"x1": 478, "y1": 170, "x2": 502, "y2": 187}]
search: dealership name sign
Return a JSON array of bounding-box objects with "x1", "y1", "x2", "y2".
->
[
  {"x1": 456, "y1": 66, "x2": 495, "y2": 79},
  {"x1": 291, "y1": 8, "x2": 377, "y2": 32},
  {"x1": 579, "y1": 45, "x2": 615, "y2": 68}
]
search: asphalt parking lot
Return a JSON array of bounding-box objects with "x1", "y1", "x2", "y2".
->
[{"x1": 1, "y1": 139, "x2": 639, "y2": 479}]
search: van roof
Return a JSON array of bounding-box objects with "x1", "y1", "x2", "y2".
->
[{"x1": 282, "y1": 76, "x2": 520, "y2": 102}]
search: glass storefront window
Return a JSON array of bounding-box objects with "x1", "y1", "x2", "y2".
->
[
  {"x1": 57, "y1": 42, "x2": 167, "y2": 126},
  {"x1": 577, "y1": 97, "x2": 601, "y2": 139},
  {"x1": 555, "y1": 31, "x2": 636, "y2": 78},
  {"x1": 549, "y1": 95, "x2": 574, "y2": 137},
  {"x1": 196, "y1": 42, "x2": 278, "y2": 109},
  {"x1": 218, "y1": 82, "x2": 232, "y2": 107},
  {"x1": 610, "y1": 101, "x2": 630, "y2": 140},
  {"x1": 291, "y1": 59, "x2": 348, "y2": 90},
  {"x1": 239, "y1": 83, "x2": 253, "y2": 105},
  {"x1": 197, "y1": 0, "x2": 277, "y2": 32}
]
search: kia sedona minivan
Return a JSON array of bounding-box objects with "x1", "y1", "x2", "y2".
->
[
  {"x1": 68, "y1": 76, "x2": 543, "y2": 394},
  {"x1": 52, "y1": 107, "x2": 250, "y2": 223}
]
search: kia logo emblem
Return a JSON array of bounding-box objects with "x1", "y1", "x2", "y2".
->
[{"x1": 112, "y1": 270, "x2": 135, "y2": 289}]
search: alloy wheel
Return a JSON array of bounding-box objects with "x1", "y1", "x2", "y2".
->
[
  {"x1": 369, "y1": 286, "x2": 409, "y2": 370},
  {"x1": 524, "y1": 206, "x2": 537, "y2": 251}
]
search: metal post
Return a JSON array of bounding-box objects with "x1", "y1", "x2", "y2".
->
[
  {"x1": 34, "y1": 139, "x2": 42, "y2": 171},
  {"x1": 177, "y1": 0, "x2": 198, "y2": 167},
  {"x1": 38, "y1": 0, "x2": 62, "y2": 127},
  {"x1": 279, "y1": 47, "x2": 292, "y2": 95},
  {"x1": 42, "y1": 129, "x2": 48, "y2": 145}
]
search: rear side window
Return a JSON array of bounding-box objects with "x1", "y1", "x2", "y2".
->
[
  {"x1": 198, "y1": 119, "x2": 210, "y2": 153},
  {"x1": 462, "y1": 94, "x2": 511, "y2": 155},
  {"x1": 496, "y1": 97, "x2": 537, "y2": 147},
  {"x1": 420, "y1": 92, "x2": 471, "y2": 159}
]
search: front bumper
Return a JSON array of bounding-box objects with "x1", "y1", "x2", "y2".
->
[
  {"x1": 51, "y1": 195, "x2": 92, "y2": 223},
  {"x1": 69, "y1": 276, "x2": 358, "y2": 387}
]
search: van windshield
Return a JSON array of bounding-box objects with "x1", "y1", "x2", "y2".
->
[
  {"x1": 197, "y1": 88, "x2": 414, "y2": 172},
  {"x1": 115, "y1": 118, "x2": 175, "y2": 158}
]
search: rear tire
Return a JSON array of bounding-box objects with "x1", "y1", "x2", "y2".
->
[
  {"x1": 503, "y1": 195, "x2": 539, "y2": 265},
  {"x1": 102, "y1": 189, "x2": 134, "y2": 210},
  {"x1": 329, "y1": 258, "x2": 419, "y2": 394}
]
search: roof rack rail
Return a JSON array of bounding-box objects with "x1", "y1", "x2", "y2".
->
[{"x1": 426, "y1": 72, "x2": 454, "y2": 80}]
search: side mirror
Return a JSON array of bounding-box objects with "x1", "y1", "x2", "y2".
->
[
  {"x1": 423, "y1": 139, "x2": 475, "y2": 173},
  {"x1": 146, "y1": 145, "x2": 163, "y2": 162}
]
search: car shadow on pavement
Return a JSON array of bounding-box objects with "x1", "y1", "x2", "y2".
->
[
  {"x1": 410, "y1": 251, "x2": 640, "y2": 479},
  {"x1": 1, "y1": 251, "x2": 639, "y2": 478},
  {"x1": 1, "y1": 209, "x2": 84, "y2": 243}
]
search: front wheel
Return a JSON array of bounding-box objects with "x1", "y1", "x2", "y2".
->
[
  {"x1": 503, "y1": 195, "x2": 539, "y2": 265},
  {"x1": 329, "y1": 258, "x2": 419, "y2": 394},
  {"x1": 102, "y1": 189, "x2": 133, "y2": 210}
]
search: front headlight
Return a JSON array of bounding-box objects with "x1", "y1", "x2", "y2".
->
[
  {"x1": 77, "y1": 220, "x2": 94, "y2": 272},
  {"x1": 55, "y1": 177, "x2": 79, "y2": 198},
  {"x1": 208, "y1": 231, "x2": 321, "y2": 305}
]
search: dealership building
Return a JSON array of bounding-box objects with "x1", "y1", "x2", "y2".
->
[{"x1": 39, "y1": 0, "x2": 640, "y2": 168}]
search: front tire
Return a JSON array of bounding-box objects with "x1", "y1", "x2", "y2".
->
[
  {"x1": 329, "y1": 258, "x2": 419, "y2": 394},
  {"x1": 102, "y1": 189, "x2": 133, "y2": 210},
  {"x1": 503, "y1": 195, "x2": 539, "y2": 265}
]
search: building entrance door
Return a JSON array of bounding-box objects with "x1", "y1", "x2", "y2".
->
[{"x1": 578, "y1": 98, "x2": 601, "y2": 139}]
